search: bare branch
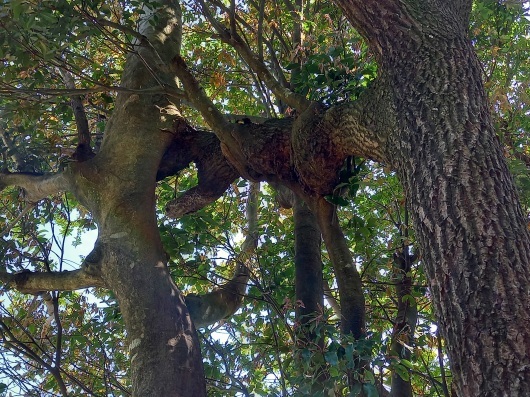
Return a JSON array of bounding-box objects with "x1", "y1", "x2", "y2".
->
[
  {"x1": 0, "y1": 172, "x2": 70, "y2": 202},
  {"x1": 0, "y1": 83, "x2": 187, "y2": 101}
]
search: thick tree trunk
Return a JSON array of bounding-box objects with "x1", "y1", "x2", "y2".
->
[
  {"x1": 68, "y1": 3, "x2": 209, "y2": 387},
  {"x1": 395, "y1": 40, "x2": 530, "y2": 396},
  {"x1": 82, "y1": 85, "x2": 207, "y2": 396},
  {"x1": 337, "y1": 1, "x2": 530, "y2": 395}
]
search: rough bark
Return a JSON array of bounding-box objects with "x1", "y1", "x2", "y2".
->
[{"x1": 337, "y1": 1, "x2": 530, "y2": 395}]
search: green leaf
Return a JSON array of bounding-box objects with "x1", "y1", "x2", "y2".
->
[
  {"x1": 399, "y1": 358, "x2": 414, "y2": 369},
  {"x1": 328, "y1": 366, "x2": 340, "y2": 377},
  {"x1": 11, "y1": 0, "x2": 24, "y2": 19},
  {"x1": 349, "y1": 383, "x2": 362, "y2": 396},
  {"x1": 394, "y1": 364, "x2": 410, "y2": 381},
  {"x1": 362, "y1": 383, "x2": 380, "y2": 397},
  {"x1": 324, "y1": 350, "x2": 339, "y2": 366},
  {"x1": 363, "y1": 370, "x2": 375, "y2": 383}
]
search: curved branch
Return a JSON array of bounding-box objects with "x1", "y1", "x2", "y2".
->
[
  {"x1": 160, "y1": 120, "x2": 239, "y2": 218},
  {"x1": 186, "y1": 182, "x2": 259, "y2": 328},
  {"x1": 0, "y1": 241, "x2": 105, "y2": 294}
]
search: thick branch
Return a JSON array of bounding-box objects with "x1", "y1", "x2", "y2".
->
[
  {"x1": 0, "y1": 171, "x2": 71, "y2": 202},
  {"x1": 0, "y1": 242, "x2": 105, "y2": 293},
  {"x1": 0, "y1": 269, "x2": 105, "y2": 294},
  {"x1": 161, "y1": 83, "x2": 390, "y2": 217},
  {"x1": 311, "y1": 196, "x2": 365, "y2": 338},
  {"x1": 160, "y1": 120, "x2": 239, "y2": 218}
]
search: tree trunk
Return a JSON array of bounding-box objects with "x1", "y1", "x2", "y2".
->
[
  {"x1": 390, "y1": 249, "x2": 417, "y2": 397},
  {"x1": 294, "y1": 195, "x2": 324, "y2": 340},
  {"x1": 397, "y1": 41, "x2": 530, "y2": 396},
  {"x1": 293, "y1": 195, "x2": 327, "y2": 392},
  {"x1": 337, "y1": 1, "x2": 530, "y2": 395}
]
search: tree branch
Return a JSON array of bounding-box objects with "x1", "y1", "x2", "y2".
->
[
  {"x1": 159, "y1": 120, "x2": 239, "y2": 218},
  {"x1": 186, "y1": 182, "x2": 259, "y2": 328},
  {"x1": 0, "y1": 240, "x2": 105, "y2": 294},
  {"x1": 0, "y1": 269, "x2": 105, "y2": 294},
  {"x1": 58, "y1": 69, "x2": 95, "y2": 161},
  {"x1": 0, "y1": 172, "x2": 71, "y2": 202},
  {"x1": 311, "y1": 196, "x2": 365, "y2": 338},
  {"x1": 198, "y1": 0, "x2": 312, "y2": 111},
  {"x1": 170, "y1": 56, "x2": 233, "y2": 135},
  {"x1": 0, "y1": 83, "x2": 187, "y2": 101}
]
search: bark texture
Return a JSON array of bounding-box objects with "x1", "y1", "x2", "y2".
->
[{"x1": 337, "y1": 1, "x2": 530, "y2": 395}]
